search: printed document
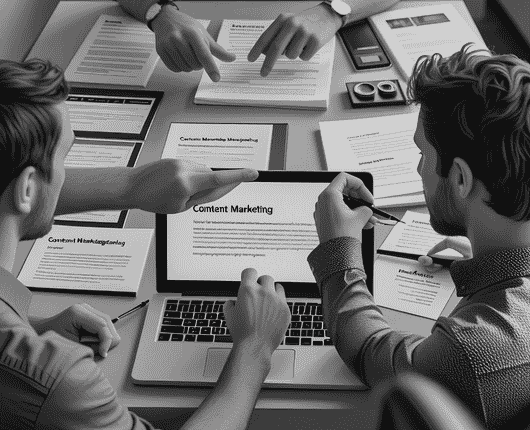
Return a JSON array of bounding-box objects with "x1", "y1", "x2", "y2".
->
[
  {"x1": 319, "y1": 112, "x2": 423, "y2": 201},
  {"x1": 65, "y1": 15, "x2": 209, "y2": 87},
  {"x1": 161, "y1": 123, "x2": 273, "y2": 169},
  {"x1": 194, "y1": 20, "x2": 336, "y2": 110},
  {"x1": 369, "y1": 4, "x2": 489, "y2": 80},
  {"x1": 18, "y1": 226, "x2": 154, "y2": 296},
  {"x1": 374, "y1": 256, "x2": 455, "y2": 320}
]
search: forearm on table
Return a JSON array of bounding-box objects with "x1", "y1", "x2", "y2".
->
[
  {"x1": 180, "y1": 346, "x2": 270, "y2": 430},
  {"x1": 55, "y1": 168, "x2": 135, "y2": 216},
  {"x1": 115, "y1": 0, "x2": 159, "y2": 24},
  {"x1": 341, "y1": 0, "x2": 400, "y2": 27}
]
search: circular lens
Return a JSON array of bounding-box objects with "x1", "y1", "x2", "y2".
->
[
  {"x1": 377, "y1": 81, "x2": 397, "y2": 98},
  {"x1": 353, "y1": 82, "x2": 376, "y2": 100}
]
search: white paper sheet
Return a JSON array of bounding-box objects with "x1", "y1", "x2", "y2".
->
[
  {"x1": 379, "y1": 210, "x2": 469, "y2": 258},
  {"x1": 65, "y1": 14, "x2": 209, "y2": 86},
  {"x1": 161, "y1": 123, "x2": 273, "y2": 169},
  {"x1": 374, "y1": 255, "x2": 455, "y2": 320},
  {"x1": 18, "y1": 226, "x2": 153, "y2": 295},
  {"x1": 369, "y1": 4, "x2": 489, "y2": 81},
  {"x1": 319, "y1": 112, "x2": 423, "y2": 200},
  {"x1": 194, "y1": 20, "x2": 335, "y2": 110}
]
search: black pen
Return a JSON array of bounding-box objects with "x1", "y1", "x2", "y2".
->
[
  {"x1": 80, "y1": 299, "x2": 150, "y2": 343},
  {"x1": 377, "y1": 249, "x2": 455, "y2": 268},
  {"x1": 343, "y1": 195, "x2": 405, "y2": 224}
]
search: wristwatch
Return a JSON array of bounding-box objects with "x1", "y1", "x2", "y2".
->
[
  {"x1": 145, "y1": 0, "x2": 179, "y2": 31},
  {"x1": 321, "y1": 0, "x2": 352, "y2": 26}
]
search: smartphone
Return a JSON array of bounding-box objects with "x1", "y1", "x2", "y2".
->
[{"x1": 338, "y1": 19, "x2": 391, "y2": 70}]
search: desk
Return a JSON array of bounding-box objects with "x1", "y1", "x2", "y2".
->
[{"x1": 21, "y1": 1, "x2": 479, "y2": 428}]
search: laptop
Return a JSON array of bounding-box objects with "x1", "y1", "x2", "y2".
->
[{"x1": 131, "y1": 171, "x2": 374, "y2": 389}]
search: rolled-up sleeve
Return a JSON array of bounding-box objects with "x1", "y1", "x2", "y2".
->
[{"x1": 37, "y1": 356, "x2": 160, "y2": 430}]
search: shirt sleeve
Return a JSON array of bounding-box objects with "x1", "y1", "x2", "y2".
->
[
  {"x1": 37, "y1": 356, "x2": 161, "y2": 430},
  {"x1": 341, "y1": 0, "x2": 400, "y2": 27}
]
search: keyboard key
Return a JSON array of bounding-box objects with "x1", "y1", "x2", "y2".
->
[
  {"x1": 313, "y1": 341, "x2": 323, "y2": 346},
  {"x1": 324, "y1": 338, "x2": 333, "y2": 345},
  {"x1": 182, "y1": 312, "x2": 193, "y2": 319},
  {"x1": 221, "y1": 321, "x2": 227, "y2": 327},
  {"x1": 196, "y1": 320, "x2": 208, "y2": 327},
  {"x1": 183, "y1": 319, "x2": 195, "y2": 326},
  {"x1": 212, "y1": 327, "x2": 223, "y2": 335},
  {"x1": 313, "y1": 315, "x2": 323, "y2": 322},
  {"x1": 188, "y1": 327, "x2": 200, "y2": 334},
  {"x1": 161, "y1": 326, "x2": 185, "y2": 333},
  {"x1": 206, "y1": 313, "x2": 216, "y2": 319},
  {"x1": 291, "y1": 315, "x2": 300, "y2": 322},
  {"x1": 158, "y1": 333, "x2": 171, "y2": 341},
  {"x1": 166, "y1": 304, "x2": 178, "y2": 311},
  {"x1": 291, "y1": 330, "x2": 301, "y2": 337},
  {"x1": 164, "y1": 311, "x2": 180, "y2": 318},
  {"x1": 213, "y1": 305, "x2": 221, "y2": 312},
  {"x1": 177, "y1": 304, "x2": 188, "y2": 312},
  {"x1": 162, "y1": 318, "x2": 183, "y2": 326},
  {"x1": 179, "y1": 300, "x2": 190, "y2": 305},
  {"x1": 302, "y1": 322, "x2": 312, "y2": 329},
  {"x1": 215, "y1": 301, "x2": 225, "y2": 305},
  {"x1": 301, "y1": 315, "x2": 312, "y2": 322},
  {"x1": 191, "y1": 300, "x2": 202, "y2": 305},
  {"x1": 317, "y1": 305, "x2": 322, "y2": 314},
  {"x1": 215, "y1": 335, "x2": 233, "y2": 343},
  {"x1": 303, "y1": 306, "x2": 312, "y2": 315},
  {"x1": 218, "y1": 312, "x2": 225, "y2": 319},
  {"x1": 301, "y1": 330, "x2": 313, "y2": 337},
  {"x1": 188, "y1": 305, "x2": 201, "y2": 313},
  {"x1": 285, "y1": 337, "x2": 300, "y2": 345},
  {"x1": 171, "y1": 334, "x2": 184, "y2": 341},
  {"x1": 197, "y1": 335, "x2": 214, "y2": 342},
  {"x1": 291, "y1": 322, "x2": 301, "y2": 329},
  {"x1": 201, "y1": 327, "x2": 211, "y2": 335},
  {"x1": 167, "y1": 299, "x2": 179, "y2": 304},
  {"x1": 314, "y1": 330, "x2": 325, "y2": 338},
  {"x1": 196, "y1": 313, "x2": 205, "y2": 320},
  {"x1": 313, "y1": 322, "x2": 323, "y2": 329},
  {"x1": 301, "y1": 338, "x2": 312, "y2": 345},
  {"x1": 184, "y1": 334, "x2": 196, "y2": 342},
  {"x1": 203, "y1": 301, "x2": 214, "y2": 305},
  {"x1": 209, "y1": 320, "x2": 221, "y2": 327}
]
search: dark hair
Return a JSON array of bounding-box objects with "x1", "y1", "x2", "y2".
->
[
  {"x1": 0, "y1": 58, "x2": 70, "y2": 198},
  {"x1": 407, "y1": 42, "x2": 530, "y2": 221}
]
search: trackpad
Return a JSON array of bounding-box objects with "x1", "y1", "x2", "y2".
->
[{"x1": 204, "y1": 348, "x2": 295, "y2": 380}]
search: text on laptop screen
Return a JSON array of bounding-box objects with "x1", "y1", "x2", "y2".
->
[{"x1": 167, "y1": 182, "x2": 329, "y2": 283}]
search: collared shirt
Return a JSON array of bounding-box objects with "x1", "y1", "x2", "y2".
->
[
  {"x1": 308, "y1": 237, "x2": 530, "y2": 430},
  {"x1": 0, "y1": 266, "x2": 159, "y2": 430}
]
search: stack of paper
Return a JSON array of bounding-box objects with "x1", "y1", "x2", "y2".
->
[
  {"x1": 194, "y1": 20, "x2": 336, "y2": 110},
  {"x1": 368, "y1": 3, "x2": 489, "y2": 81},
  {"x1": 319, "y1": 111, "x2": 425, "y2": 207}
]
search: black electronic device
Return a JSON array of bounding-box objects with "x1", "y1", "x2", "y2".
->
[
  {"x1": 338, "y1": 19, "x2": 391, "y2": 70},
  {"x1": 346, "y1": 79, "x2": 407, "y2": 108}
]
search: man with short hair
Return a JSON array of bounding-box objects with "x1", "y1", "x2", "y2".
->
[
  {"x1": 307, "y1": 43, "x2": 530, "y2": 429},
  {"x1": 0, "y1": 57, "x2": 290, "y2": 430}
]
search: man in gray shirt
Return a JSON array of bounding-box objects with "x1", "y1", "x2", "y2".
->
[{"x1": 307, "y1": 43, "x2": 530, "y2": 429}]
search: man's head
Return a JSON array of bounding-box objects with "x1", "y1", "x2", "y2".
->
[
  {"x1": 0, "y1": 58, "x2": 72, "y2": 241},
  {"x1": 408, "y1": 43, "x2": 530, "y2": 236}
]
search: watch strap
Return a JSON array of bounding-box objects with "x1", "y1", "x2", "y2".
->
[{"x1": 147, "y1": 0, "x2": 179, "y2": 31}]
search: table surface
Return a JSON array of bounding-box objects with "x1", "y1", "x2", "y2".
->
[{"x1": 21, "y1": 0, "x2": 478, "y2": 414}]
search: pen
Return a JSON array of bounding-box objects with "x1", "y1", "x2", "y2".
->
[
  {"x1": 377, "y1": 249, "x2": 454, "y2": 268},
  {"x1": 343, "y1": 195, "x2": 405, "y2": 224},
  {"x1": 79, "y1": 299, "x2": 150, "y2": 344}
]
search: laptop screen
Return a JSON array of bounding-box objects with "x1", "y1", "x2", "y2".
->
[{"x1": 156, "y1": 171, "x2": 374, "y2": 297}]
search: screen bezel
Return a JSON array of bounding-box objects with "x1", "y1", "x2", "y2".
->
[{"x1": 156, "y1": 171, "x2": 374, "y2": 298}]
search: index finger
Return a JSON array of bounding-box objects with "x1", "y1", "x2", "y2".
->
[
  {"x1": 191, "y1": 169, "x2": 259, "y2": 193},
  {"x1": 248, "y1": 17, "x2": 284, "y2": 62},
  {"x1": 260, "y1": 24, "x2": 297, "y2": 76},
  {"x1": 189, "y1": 33, "x2": 220, "y2": 80},
  {"x1": 328, "y1": 172, "x2": 374, "y2": 204},
  {"x1": 241, "y1": 267, "x2": 259, "y2": 286}
]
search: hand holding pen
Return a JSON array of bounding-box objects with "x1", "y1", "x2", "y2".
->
[{"x1": 79, "y1": 299, "x2": 150, "y2": 345}]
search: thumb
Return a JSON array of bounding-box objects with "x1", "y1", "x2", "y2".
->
[
  {"x1": 354, "y1": 206, "x2": 373, "y2": 226},
  {"x1": 223, "y1": 300, "x2": 235, "y2": 328},
  {"x1": 209, "y1": 38, "x2": 237, "y2": 62}
]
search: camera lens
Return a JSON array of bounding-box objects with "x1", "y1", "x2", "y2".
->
[
  {"x1": 377, "y1": 81, "x2": 397, "y2": 98},
  {"x1": 353, "y1": 82, "x2": 376, "y2": 100}
]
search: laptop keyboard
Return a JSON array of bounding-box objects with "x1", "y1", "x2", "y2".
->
[{"x1": 157, "y1": 299, "x2": 333, "y2": 346}]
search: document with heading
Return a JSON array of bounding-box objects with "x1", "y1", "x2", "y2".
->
[
  {"x1": 369, "y1": 3, "x2": 489, "y2": 81},
  {"x1": 65, "y1": 14, "x2": 209, "y2": 87},
  {"x1": 374, "y1": 255, "x2": 455, "y2": 319},
  {"x1": 18, "y1": 226, "x2": 154, "y2": 296},
  {"x1": 161, "y1": 123, "x2": 273, "y2": 169},
  {"x1": 319, "y1": 112, "x2": 423, "y2": 201},
  {"x1": 194, "y1": 20, "x2": 336, "y2": 110}
]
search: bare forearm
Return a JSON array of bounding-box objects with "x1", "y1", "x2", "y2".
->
[
  {"x1": 342, "y1": 0, "x2": 400, "y2": 26},
  {"x1": 55, "y1": 168, "x2": 135, "y2": 216},
  {"x1": 116, "y1": 0, "x2": 158, "y2": 23},
  {"x1": 180, "y1": 347, "x2": 270, "y2": 430}
]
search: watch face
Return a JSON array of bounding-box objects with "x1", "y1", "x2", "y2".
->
[{"x1": 332, "y1": 0, "x2": 352, "y2": 15}]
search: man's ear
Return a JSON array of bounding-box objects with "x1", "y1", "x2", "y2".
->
[
  {"x1": 451, "y1": 157, "x2": 474, "y2": 199},
  {"x1": 12, "y1": 166, "x2": 39, "y2": 215}
]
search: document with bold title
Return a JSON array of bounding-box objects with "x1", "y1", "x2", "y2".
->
[
  {"x1": 373, "y1": 211, "x2": 469, "y2": 319},
  {"x1": 368, "y1": 3, "x2": 488, "y2": 81},
  {"x1": 161, "y1": 123, "x2": 273, "y2": 169},
  {"x1": 65, "y1": 14, "x2": 209, "y2": 87},
  {"x1": 194, "y1": 20, "x2": 336, "y2": 110},
  {"x1": 18, "y1": 226, "x2": 154, "y2": 296},
  {"x1": 319, "y1": 112, "x2": 423, "y2": 202}
]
